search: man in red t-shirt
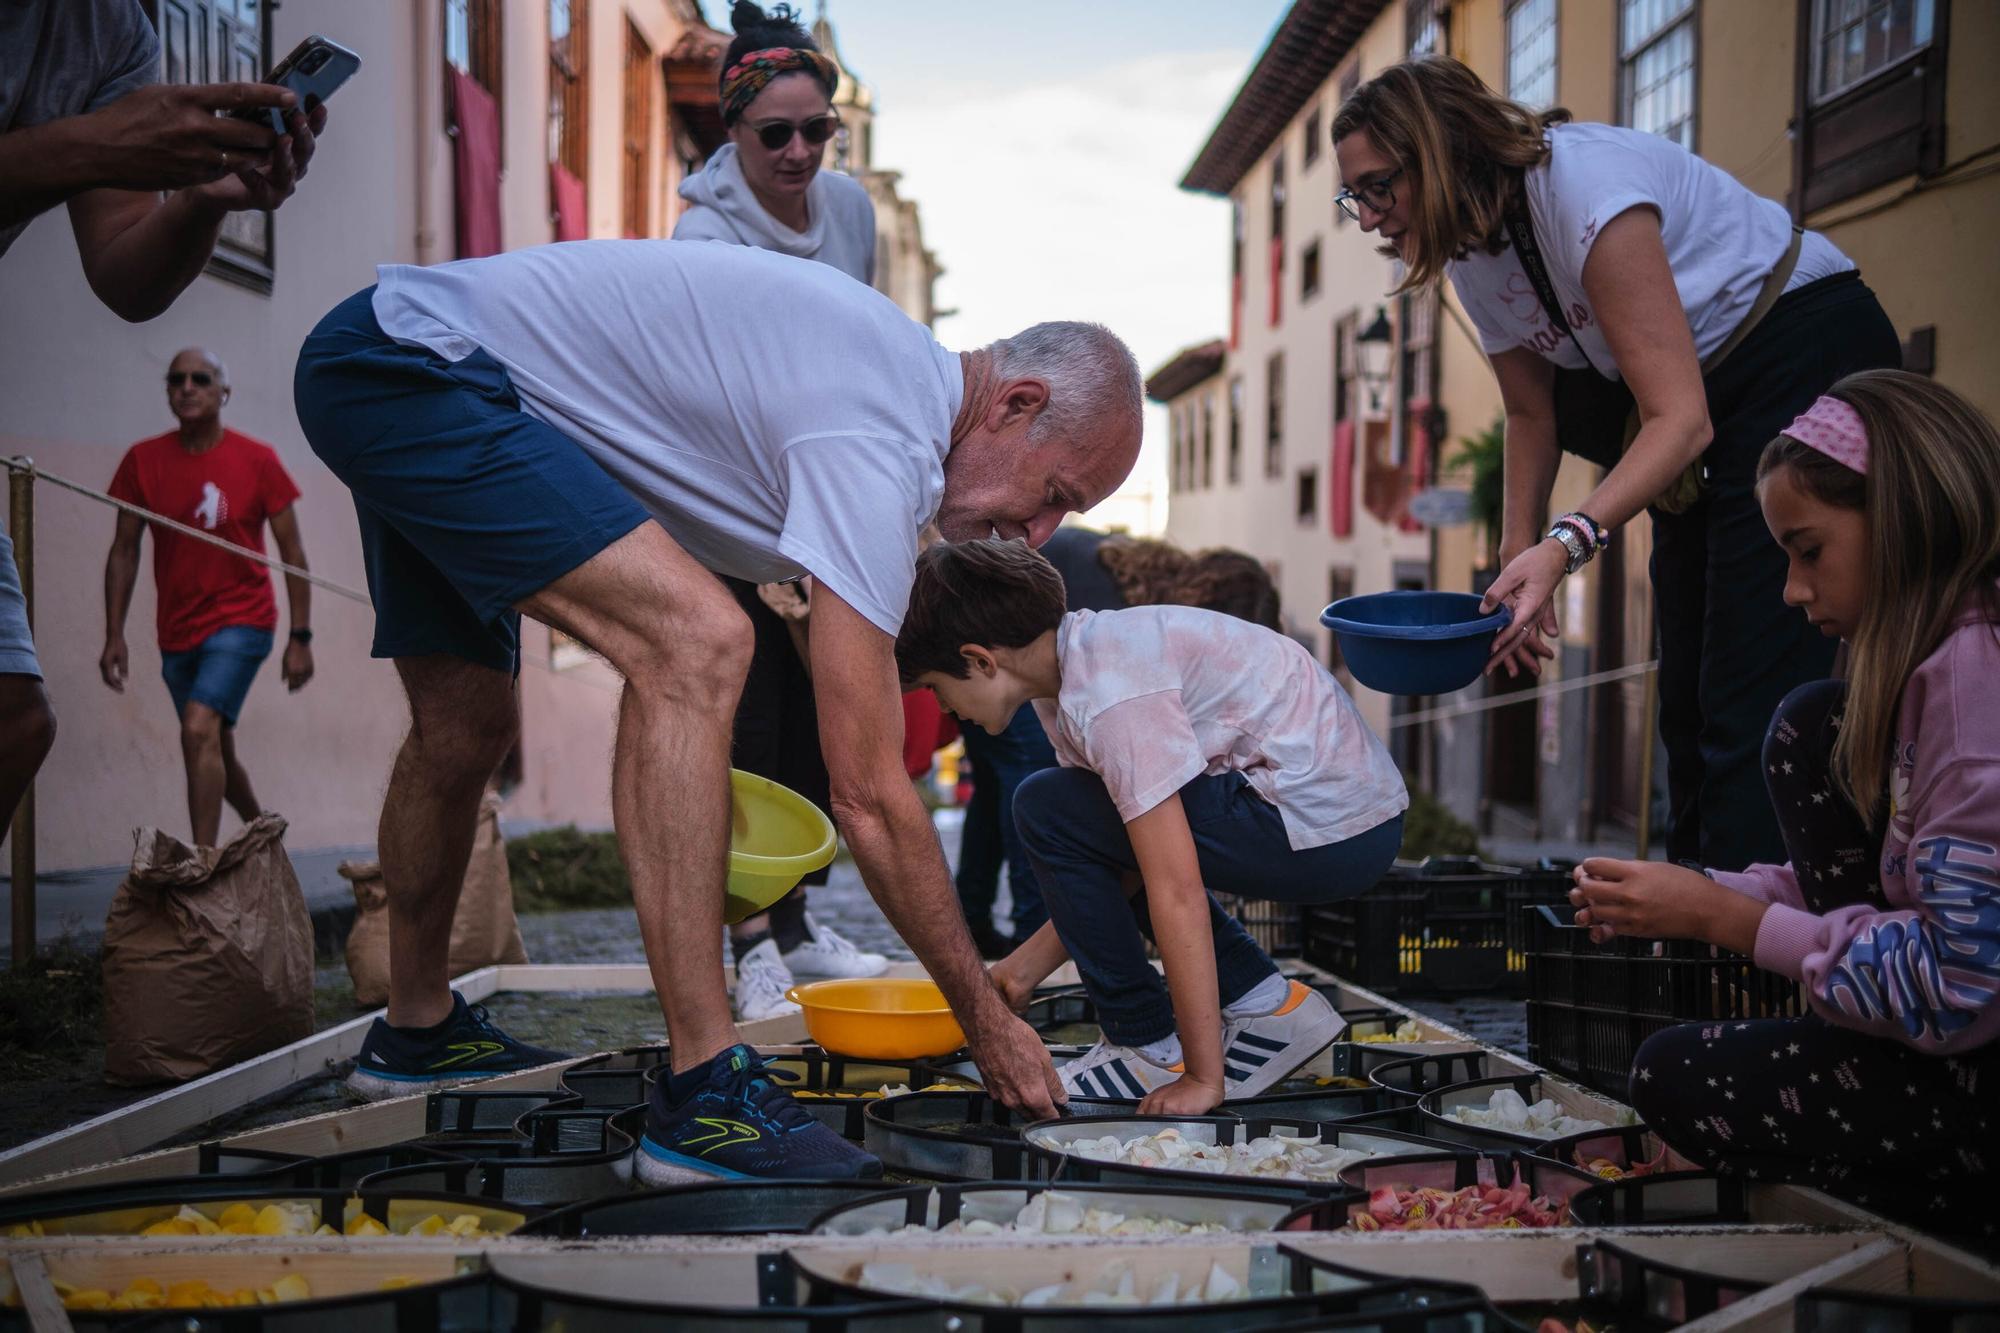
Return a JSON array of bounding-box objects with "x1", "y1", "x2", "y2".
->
[{"x1": 101, "y1": 348, "x2": 315, "y2": 847}]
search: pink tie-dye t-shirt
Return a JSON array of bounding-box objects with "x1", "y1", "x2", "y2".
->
[{"x1": 1031, "y1": 607, "x2": 1408, "y2": 850}]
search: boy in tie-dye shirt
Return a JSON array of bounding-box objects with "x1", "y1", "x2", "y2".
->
[{"x1": 896, "y1": 539, "x2": 1407, "y2": 1115}]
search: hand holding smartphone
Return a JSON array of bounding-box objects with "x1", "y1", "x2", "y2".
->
[{"x1": 231, "y1": 35, "x2": 360, "y2": 136}]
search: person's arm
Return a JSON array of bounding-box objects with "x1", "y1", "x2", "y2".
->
[
  {"x1": 1479, "y1": 208, "x2": 1711, "y2": 672},
  {"x1": 64, "y1": 102, "x2": 325, "y2": 322},
  {"x1": 1126, "y1": 793, "x2": 1226, "y2": 1117},
  {"x1": 0, "y1": 82, "x2": 294, "y2": 232},
  {"x1": 99, "y1": 511, "x2": 144, "y2": 693},
  {"x1": 809, "y1": 583, "x2": 1065, "y2": 1116},
  {"x1": 991, "y1": 919, "x2": 1072, "y2": 1012},
  {"x1": 267, "y1": 505, "x2": 313, "y2": 692},
  {"x1": 1482, "y1": 348, "x2": 1563, "y2": 677}
]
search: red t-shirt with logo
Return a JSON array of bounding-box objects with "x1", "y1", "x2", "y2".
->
[{"x1": 107, "y1": 430, "x2": 301, "y2": 652}]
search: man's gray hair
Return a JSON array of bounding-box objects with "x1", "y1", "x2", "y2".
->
[{"x1": 989, "y1": 322, "x2": 1141, "y2": 447}]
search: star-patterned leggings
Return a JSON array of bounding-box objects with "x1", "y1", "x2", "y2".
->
[{"x1": 1630, "y1": 681, "x2": 1999, "y2": 1249}]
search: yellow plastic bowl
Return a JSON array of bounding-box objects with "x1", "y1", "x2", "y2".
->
[
  {"x1": 784, "y1": 978, "x2": 967, "y2": 1060},
  {"x1": 725, "y1": 769, "x2": 836, "y2": 925}
]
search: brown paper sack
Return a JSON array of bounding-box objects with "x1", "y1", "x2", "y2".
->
[
  {"x1": 102, "y1": 813, "x2": 315, "y2": 1086},
  {"x1": 342, "y1": 793, "x2": 529, "y2": 1008}
]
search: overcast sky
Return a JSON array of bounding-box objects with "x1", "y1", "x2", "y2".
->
[{"x1": 808, "y1": 0, "x2": 1293, "y2": 532}]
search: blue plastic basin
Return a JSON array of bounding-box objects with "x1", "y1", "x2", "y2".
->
[{"x1": 1320, "y1": 591, "x2": 1511, "y2": 695}]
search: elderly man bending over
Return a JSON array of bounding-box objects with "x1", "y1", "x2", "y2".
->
[{"x1": 293, "y1": 240, "x2": 1140, "y2": 1181}]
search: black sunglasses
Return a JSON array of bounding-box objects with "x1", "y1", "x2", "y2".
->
[
  {"x1": 165, "y1": 371, "x2": 214, "y2": 387},
  {"x1": 1335, "y1": 167, "x2": 1403, "y2": 222},
  {"x1": 750, "y1": 113, "x2": 839, "y2": 152}
]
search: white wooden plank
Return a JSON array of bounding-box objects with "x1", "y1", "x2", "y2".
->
[
  {"x1": 8, "y1": 1254, "x2": 73, "y2": 1333},
  {"x1": 1688, "y1": 1237, "x2": 1905, "y2": 1332}
]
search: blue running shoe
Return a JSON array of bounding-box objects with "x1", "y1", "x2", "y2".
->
[
  {"x1": 639, "y1": 1045, "x2": 883, "y2": 1183},
  {"x1": 346, "y1": 992, "x2": 569, "y2": 1101}
]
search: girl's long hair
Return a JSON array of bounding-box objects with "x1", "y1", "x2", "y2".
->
[
  {"x1": 1757, "y1": 370, "x2": 2000, "y2": 820},
  {"x1": 1330, "y1": 57, "x2": 1570, "y2": 292}
]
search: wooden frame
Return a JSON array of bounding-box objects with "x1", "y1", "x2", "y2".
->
[{"x1": 1790, "y1": 0, "x2": 1950, "y2": 216}]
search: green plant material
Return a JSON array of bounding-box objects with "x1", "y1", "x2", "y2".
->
[
  {"x1": 0, "y1": 937, "x2": 104, "y2": 1077},
  {"x1": 1399, "y1": 787, "x2": 1485, "y2": 861},
  {"x1": 506, "y1": 826, "x2": 633, "y2": 914},
  {"x1": 1447, "y1": 414, "x2": 1507, "y2": 567}
]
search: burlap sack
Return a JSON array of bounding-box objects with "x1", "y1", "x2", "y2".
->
[
  {"x1": 102, "y1": 813, "x2": 315, "y2": 1086},
  {"x1": 342, "y1": 793, "x2": 529, "y2": 1008}
]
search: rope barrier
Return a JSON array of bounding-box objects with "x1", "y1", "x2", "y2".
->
[
  {"x1": 1, "y1": 456, "x2": 624, "y2": 696},
  {"x1": 4, "y1": 455, "x2": 1657, "y2": 725}
]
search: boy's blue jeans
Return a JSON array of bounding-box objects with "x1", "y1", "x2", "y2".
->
[
  {"x1": 955, "y1": 703, "x2": 1058, "y2": 939},
  {"x1": 1014, "y1": 767, "x2": 1403, "y2": 1047}
]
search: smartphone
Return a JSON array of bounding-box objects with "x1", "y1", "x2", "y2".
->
[{"x1": 231, "y1": 35, "x2": 360, "y2": 136}]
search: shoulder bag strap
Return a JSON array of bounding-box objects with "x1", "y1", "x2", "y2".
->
[{"x1": 1502, "y1": 186, "x2": 1609, "y2": 380}]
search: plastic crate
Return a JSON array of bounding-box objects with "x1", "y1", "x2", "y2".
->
[
  {"x1": 1524, "y1": 903, "x2": 1808, "y2": 1099},
  {"x1": 1213, "y1": 893, "x2": 1302, "y2": 956},
  {"x1": 1300, "y1": 857, "x2": 1574, "y2": 996}
]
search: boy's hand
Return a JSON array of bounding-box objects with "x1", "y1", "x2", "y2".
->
[{"x1": 1139, "y1": 1075, "x2": 1225, "y2": 1117}]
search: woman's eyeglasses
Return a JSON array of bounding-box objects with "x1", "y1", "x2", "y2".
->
[
  {"x1": 1335, "y1": 167, "x2": 1403, "y2": 222},
  {"x1": 165, "y1": 372, "x2": 214, "y2": 387},
  {"x1": 750, "y1": 113, "x2": 840, "y2": 152}
]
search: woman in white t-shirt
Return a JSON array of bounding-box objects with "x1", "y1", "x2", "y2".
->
[
  {"x1": 673, "y1": 4, "x2": 887, "y2": 1022},
  {"x1": 1331, "y1": 58, "x2": 1900, "y2": 872}
]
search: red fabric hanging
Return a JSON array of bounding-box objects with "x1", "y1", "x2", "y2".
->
[
  {"x1": 550, "y1": 163, "x2": 587, "y2": 242},
  {"x1": 900, "y1": 690, "x2": 959, "y2": 779},
  {"x1": 449, "y1": 67, "x2": 502, "y2": 259},
  {"x1": 1229, "y1": 273, "x2": 1243, "y2": 350},
  {"x1": 1331, "y1": 418, "x2": 1355, "y2": 539},
  {"x1": 1267, "y1": 236, "x2": 1283, "y2": 327},
  {"x1": 1400, "y1": 401, "x2": 1431, "y2": 533}
]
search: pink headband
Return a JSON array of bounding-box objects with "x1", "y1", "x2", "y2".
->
[{"x1": 1782, "y1": 395, "x2": 1868, "y2": 474}]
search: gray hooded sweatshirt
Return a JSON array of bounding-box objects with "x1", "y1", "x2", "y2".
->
[{"x1": 673, "y1": 143, "x2": 877, "y2": 286}]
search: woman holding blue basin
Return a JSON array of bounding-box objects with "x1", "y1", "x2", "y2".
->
[{"x1": 1331, "y1": 58, "x2": 1900, "y2": 871}]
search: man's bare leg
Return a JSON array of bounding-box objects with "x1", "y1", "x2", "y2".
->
[
  {"x1": 379, "y1": 655, "x2": 517, "y2": 1029},
  {"x1": 520, "y1": 523, "x2": 749, "y2": 1074},
  {"x1": 0, "y1": 676, "x2": 54, "y2": 837},
  {"x1": 219, "y1": 725, "x2": 260, "y2": 825},
  {"x1": 179, "y1": 702, "x2": 228, "y2": 847}
]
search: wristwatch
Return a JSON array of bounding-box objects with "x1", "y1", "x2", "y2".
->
[
  {"x1": 1545, "y1": 523, "x2": 1590, "y2": 575},
  {"x1": 289, "y1": 628, "x2": 313, "y2": 645}
]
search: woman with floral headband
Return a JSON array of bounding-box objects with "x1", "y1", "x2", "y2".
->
[
  {"x1": 1573, "y1": 371, "x2": 2000, "y2": 1246},
  {"x1": 676, "y1": 4, "x2": 888, "y2": 1025},
  {"x1": 1332, "y1": 58, "x2": 1901, "y2": 873}
]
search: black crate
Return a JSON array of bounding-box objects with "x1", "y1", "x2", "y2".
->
[
  {"x1": 1213, "y1": 893, "x2": 1302, "y2": 956},
  {"x1": 1525, "y1": 904, "x2": 1808, "y2": 1098},
  {"x1": 1301, "y1": 857, "x2": 1574, "y2": 996}
]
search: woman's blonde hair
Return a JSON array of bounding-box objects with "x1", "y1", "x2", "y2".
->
[
  {"x1": 1331, "y1": 57, "x2": 1569, "y2": 291},
  {"x1": 1756, "y1": 370, "x2": 2000, "y2": 821}
]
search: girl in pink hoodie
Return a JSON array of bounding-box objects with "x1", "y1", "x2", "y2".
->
[{"x1": 1572, "y1": 370, "x2": 2000, "y2": 1245}]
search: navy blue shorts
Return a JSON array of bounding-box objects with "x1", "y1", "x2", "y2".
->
[
  {"x1": 161, "y1": 625, "x2": 273, "y2": 725},
  {"x1": 292, "y1": 286, "x2": 649, "y2": 673}
]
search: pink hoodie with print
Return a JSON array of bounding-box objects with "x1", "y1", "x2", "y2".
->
[{"x1": 1713, "y1": 597, "x2": 2000, "y2": 1055}]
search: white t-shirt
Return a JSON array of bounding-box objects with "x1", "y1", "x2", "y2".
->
[
  {"x1": 371, "y1": 240, "x2": 962, "y2": 635},
  {"x1": 1031, "y1": 607, "x2": 1409, "y2": 851},
  {"x1": 1447, "y1": 122, "x2": 1854, "y2": 376}
]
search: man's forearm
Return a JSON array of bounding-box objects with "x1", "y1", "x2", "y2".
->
[
  {"x1": 837, "y1": 785, "x2": 1005, "y2": 1032},
  {"x1": 76, "y1": 188, "x2": 225, "y2": 322},
  {"x1": 0, "y1": 120, "x2": 113, "y2": 230},
  {"x1": 103, "y1": 551, "x2": 138, "y2": 639}
]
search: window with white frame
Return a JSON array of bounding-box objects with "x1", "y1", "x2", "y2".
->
[
  {"x1": 1507, "y1": 0, "x2": 1559, "y2": 110},
  {"x1": 1812, "y1": 0, "x2": 1936, "y2": 103},
  {"x1": 1620, "y1": 0, "x2": 1696, "y2": 149}
]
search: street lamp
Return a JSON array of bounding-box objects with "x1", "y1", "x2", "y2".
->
[{"x1": 1356, "y1": 306, "x2": 1393, "y2": 411}]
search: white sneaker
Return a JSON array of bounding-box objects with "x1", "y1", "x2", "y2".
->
[
  {"x1": 781, "y1": 911, "x2": 889, "y2": 979},
  {"x1": 1058, "y1": 1039, "x2": 1183, "y2": 1101},
  {"x1": 735, "y1": 938, "x2": 801, "y2": 1022},
  {"x1": 1219, "y1": 981, "x2": 1344, "y2": 1098}
]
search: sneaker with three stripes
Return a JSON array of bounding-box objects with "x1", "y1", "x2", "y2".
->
[
  {"x1": 1057, "y1": 1040, "x2": 1182, "y2": 1101},
  {"x1": 1219, "y1": 980, "x2": 1345, "y2": 1098}
]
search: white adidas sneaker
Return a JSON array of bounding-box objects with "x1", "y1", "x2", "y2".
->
[
  {"x1": 1219, "y1": 981, "x2": 1345, "y2": 1099},
  {"x1": 735, "y1": 938, "x2": 802, "y2": 1022},
  {"x1": 1058, "y1": 1039, "x2": 1183, "y2": 1101},
  {"x1": 781, "y1": 911, "x2": 889, "y2": 979}
]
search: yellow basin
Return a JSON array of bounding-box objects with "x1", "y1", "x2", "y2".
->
[
  {"x1": 784, "y1": 978, "x2": 967, "y2": 1059},
  {"x1": 726, "y1": 769, "x2": 836, "y2": 924}
]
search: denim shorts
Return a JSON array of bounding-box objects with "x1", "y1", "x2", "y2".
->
[
  {"x1": 0, "y1": 529, "x2": 39, "y2": 679},
  {"x1": 162, "y1": 624, "x2": 274, "y2": 725},
  {"x1": 292, "y1": 286, "x2": 650, "y2": 673}
]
